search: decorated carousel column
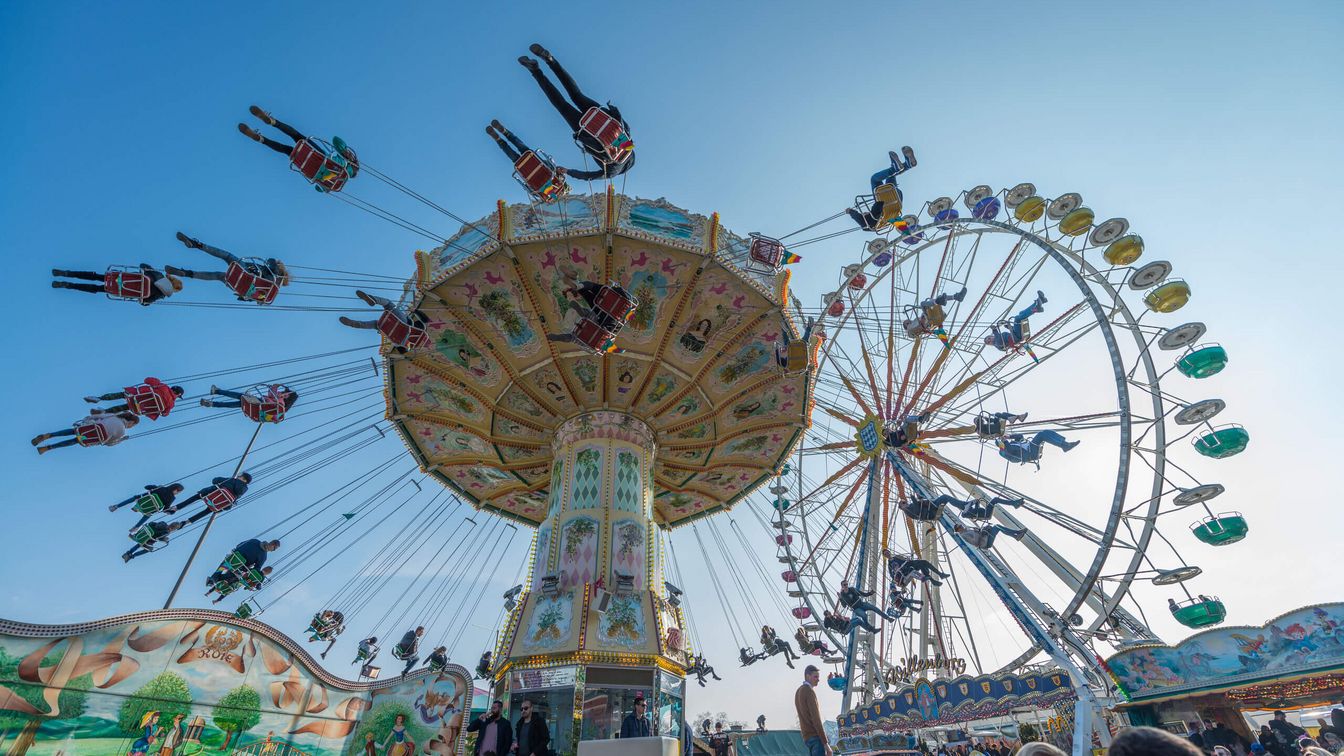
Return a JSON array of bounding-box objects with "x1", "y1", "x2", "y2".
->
[{"x1": 496, "y1": 411, "x2": 687, "y2": 754}]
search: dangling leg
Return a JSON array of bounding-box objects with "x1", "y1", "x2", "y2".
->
[
  {"x1": 339, "y1": 317, "x2": 380, "y2": 330},
  {"x1": 36, "y1": 438, "x2": 80, "y2": 454},
  {"x1": 532, "y1": 47, "x2": 603, "y2": 113},
  {"x1": 32, "y1": 427, "x2": 76, "y2": 446},
  {"x1": 262, "y1": 111, "x2": 307, "y2": 144},
  {"x1": 520, "y1": 56, "x2": 585, "y2": 131},
  {"x1": 51, "y1": 281, "x2": 105, "y2": 294},
  {"x1": 486, "y1": 124, "x2": 523, "y2": 162},
  {"x1": 993, "y1": 525, "x2": 1028, "y2": 541},
  {"x1": 870, "y1": 166, "x2": 898, "y2": 190},
  {"x1": 110, "y1": 493, "x2": 140, "y2": 512},
  {"x1": 187, "y1": 240, "x2": 242, "y2": 267},
  {"x1": 989, "y1": 496, "x2": 1025, "y2": 508},
  {"x1": 54, "y1": 269, "x2": 107, "y2": 282},
  {"x1": 200, "y1": 399, "x2": 242, "y2": 409},
  {"x1": 238, "y1": 123, "x2": 295, "y2": 155},
  {"x1": 1032, "y1": 429, "x2": 1077, "y2": 452},
  {"x1": 847, "y1": 208, "x2": 878, "y2": 231},
  {"x1": 164, "y1": 266, "x2": 228, "y2": 282},
  {"x1": 355, "y1": 290, "x2": 397, "y2": 310},
  {"x1": 123, "y1": 545, "x2": 148, "y2": 562}
]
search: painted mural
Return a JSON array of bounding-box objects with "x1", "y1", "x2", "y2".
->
[
  {"x1": 595, "y1": 595, "x2": 648, "y2": 650},
  {"x1": 1104, "y1": 602, "x2": 1344, "y2": 701},
  {"x1": 558, "y1": 518, "x2": 599, "y2": 590},
  {"x1": 610, "y1": 520, "x2": 646, "y2": 590},
  {"x1": 838, "y1": 670, "x2": 1075, "y2": 743},
  {"x1": 0, "y1": 611, "x2": 470, "y2": 756},
  {"x1": 518, "y1": 594, "x2": 576, "y2": 654}
]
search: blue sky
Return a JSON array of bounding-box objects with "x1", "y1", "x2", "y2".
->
[{"x1": 2, "y1": 0, "x2": 1341, "y2": 729}]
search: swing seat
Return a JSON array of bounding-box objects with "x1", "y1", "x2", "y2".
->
[
  {"x1": 1193, "y1": 425, "x2": 1249, "y2": 459},
  {"x1": 123, "y1": 383, "x2": 171, "y2": 419},
  {"x1": 356, "y1": 647, "x2": 376, "y2": 662},
  {"x1": 308, "y1": 614, "x2": 344, "y2": 641},
  {"x1": 428, "y1": 658, "x2": 447, "y2": 674},
  {"x1": 827, "y1": 675, "x2": 848, "y2": 691},
  {"x1": 513, "y1": 150, "x2": 568, "y2": 203},
  {"x1": 1144, "y1": 279, "x2": 1191, "y2": 313},
  {"x1": 211, "y1": 579, "x2": 241, "y2": 599},
  {"x1": 872, "y1": 183, "x2": 905, "y2": 227},
  {"x1": 131, "y1": 492, "x2": 166, "y2": 515},
  {"x1": 74, "y1": 421, "x2": 109, "y2": 447},
  {"x1": 578, "y1": 106, "x2": 634, "y2": 164},
  {"x1": 748, "y1": 233, "x2": 789, "y2": 272},
  {"x1": 129, "y1": 525, "x2": 161, "y2": 548},
  {"x1": 593, "y1": 283, "x2": 638, "y2": 323},
  {"x1": 391, "y1": 643, "x2": 413, "y2": 661},
  {"x1": 223, "y1": 550, "x2": 250, "y2": 572},
  {"x1": 376, "y1": 310, "x2": 431, "y2": 350},
  {"x1": 241, "y1": 385, "x2": 292, "y2": 423},
  {"x1": 972, "y1": 196, "x2": 1002, "y2": 220},
  {"x1": 780, "y1": 339, "x2": 810, "y2": 375},
  {"x1": 1103, "y1": 234, "x2": 1145, "y2": 266},
  {"x1": 1014, "y1": 196, "x2": 1046, "y2": 223},
  {"x1": 234, "y1": 601, "x2": 258, "y2": 619},
  {"x1": 203, "y1": 486, "x2": 239, "y2": 513},
  {"x1": 290, "y1": 138, "x2": 350, "y2": 193},
  {"x1": 102, "y1": 268, "x2": 154, "y2": 302},
  {"x1": 572, "y1": 316, "x2": 619, "y2": 355},
  {"x1": 1191, "y1": 513, "x2": 1249, "y2": 546},
  {"x1": 1059, "y1": 207, "x2": 1095, "y2": 237},
  {"x1": 225, "y1": 260, "x2": 281, "y2": 305},
  {"x1": 240, "y1": 567, "x2": 267, "y2": 590},
  {"x1": 1176, "y1": 344, "x2": 1228, "y2": 379},
  {"x1": 791, "y1": 606, "x2": 812, "y2": 620},
  {"x1": 1171, "y1": 597, "x2": 1227, "y2": 628}
]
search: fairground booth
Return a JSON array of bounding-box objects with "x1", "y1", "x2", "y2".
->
[{"x1": 1105, "y1": 603, "x2": 1344, "y2": 741}]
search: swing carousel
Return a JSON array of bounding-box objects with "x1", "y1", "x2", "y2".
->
[{"x1": 380, "y1": 190, "x2": 820, "y2": 746}]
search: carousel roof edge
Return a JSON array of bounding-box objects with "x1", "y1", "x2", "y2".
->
[
  {"x1": 0, "y1": 609, "x2": 472, "y2": 693},
  {"x1": 1110, "y1": 664, "x2": 1344, "y2": 708}
]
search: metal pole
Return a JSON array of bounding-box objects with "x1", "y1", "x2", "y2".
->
[{"x1": 163, "y1": 422, "x2": 264, "y2": 609}]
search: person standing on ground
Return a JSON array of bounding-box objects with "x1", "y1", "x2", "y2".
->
[
  {"x1": 708, "y1": 722, "x2": 731, "y2": 756},
  {"x1": 466, "y1": 700, "x2": 511, "y2": 756},
  {"x1": 512, "y1": 699, "x2": 550, "y2": 756},
  {"x1": 795, "y1": 664, "x2": 831, "y2": 756},
  {"x1": 619, "y1": 693, "x2": 651, "y2": 739}
]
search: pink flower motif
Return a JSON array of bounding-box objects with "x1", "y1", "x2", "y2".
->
[
  {"x1": 781, "y1": 385, "x2": 795, "y2": 394},
  {"x1": 419, "y1": 427, "x2": 434, "y2": 438},
  {"x1": 406, "y1": 391, "x2": 423, "y2": 403},
  {"x1": 780, "y1": 402, "x2": 794, "y2": 412},
  {"x1": 406, "y1": 374, "x2": 423, "y2": 385}
]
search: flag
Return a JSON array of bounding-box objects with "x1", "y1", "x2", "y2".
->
[{"x1": 782, "y1": 252, "x2": 803, "y2": 265}]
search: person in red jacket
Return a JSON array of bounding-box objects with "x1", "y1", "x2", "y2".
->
[{"x1": 84, "y1": 378, "x2": 184, "y2": 420}]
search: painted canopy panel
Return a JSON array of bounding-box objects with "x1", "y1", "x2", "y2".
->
[{"x1": 389, "y1": 192, "x2": 815, "y2": 526}]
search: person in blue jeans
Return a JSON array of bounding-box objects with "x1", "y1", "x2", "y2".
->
[
  {"x1": 985, "y1": 291, "x2": 1047, "y2": 351},
  {"x1": 996, "y1": 430, "x2": 1079, "y2": 467},
  {"x1": 847, "y1": 147, "x2": 917, "y2": 231},
  {"x1": 795, "y1": 665, "x2": 832, "y2": 756}
]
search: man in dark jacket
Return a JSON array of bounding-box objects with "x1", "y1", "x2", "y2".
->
[
  {"x1": 619, "y1": 694, "x2": 651, "y2": 739},
  {"x1": 395, "y1": 626, "x2": 424, "y2": 675},
  {"x1": 467, "y1": 700, "x2": 511, "y2": 756},
  {"x1": 1318, "y1": 698, "x2": 1344, "y2": 745},
  {"x1": 1268, "y1": 711, "x2": 1306, "y2": 754},
  {"x1": 514, "y1": 699, "x2": 551, "y2": 756},
  {"x1": 178, "y1": 473, "x2": 254, "y2": 523},
  {"x1": 205, "y1": 538, "x2": 279, "y2": 587}
]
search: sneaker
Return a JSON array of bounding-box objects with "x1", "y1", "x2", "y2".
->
[
  {"x1": 248, "y1": 105, "x2": 276, "y2": 125},
  {"x1": 1010, "y1": 529, "x2": 1029, "y2": 540},
  {"x1": 953, "y1": 285, "x2": 968, "y2": 302},
  {"x1": 164, "y1": 265, "x2": 188, "y2": 277},
  {"x1": 517, "y1": 55, "x2": 539, "y2": 71},
  {"x1": 209, "y1": 384, "x2": 219, "y2": 394},
  {"x1": 1037, "y1": 289, "x2": 1048, "y2": 305},
  {"x1": 485, "y1": 124, "x2": 498, "y2": 138},
  {"x1": 200, "y1": 398, "x2": 214, "y2": 407},
  {"x1": 36, "y1": 446, "x2": 50, "y2": 455},
  {"x1": 902, "y1": 146, "x2": 917, "y2": 168},
  {"x1": 889, "y1": 150, "x2": 901, "y2": 166},
  {"x1": 30, "y1": 433, "x2": 49, "y2": 446},
  {"x1": 1016, "y1": 412, "x2": 1029, "y2": 422},
  {"x1": 490, "y1": 119, "x2": 505, "y2": 133},
  {"x1": 109, "y1": 504, "x2": 119, "y2": 512},
  {"x1": 84, "y1": 395, "x2": 100, "y2": 403},
  {"x1": 528, "y1": 43, "x2": 552, "y2": 61},
  {"x1": 50, "y1": 281, "x2": 67, "y2": 289},
  {"x1": 1063, "y1": 440, "x2": 1080, "y2": 452},
  {"x1": 339, "y1": 316, "x2": 361, "y2": 328},
  {"x1": 175, "y1": 231, "x2": 201, "y2": 249},
  {"x1": 355, "y1": 290, "x2": 377, "y2": 306},
  {"x1": 122, "y1": 553, "x2": 133, "y2": 563},
  {"x1": 238, "y1": 123, "x2": 263, "y2": 142},
  {"x1": 52, "y1": 268, "x2": 69, "y2": 277}
]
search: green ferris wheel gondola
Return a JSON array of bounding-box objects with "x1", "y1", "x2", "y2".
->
[
  {"x1": 1172, "y1": 597, "x2": 1227, "y2": 628},
  {"x1": 1176, "y1": 344, "x2": 1229, "y2": 379},
  {"x1": 1190, "y1": 513, "x2": 1249, "y2": 546},
  {"x1": 1193, "y1": 425, "x2": 1250, "y2": 459}
]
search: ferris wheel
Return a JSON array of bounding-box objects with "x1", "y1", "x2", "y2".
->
[{"x1": 768, "y1": 181, "x2": 1249, "y2": 715}]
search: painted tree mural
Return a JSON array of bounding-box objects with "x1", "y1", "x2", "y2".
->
[
  {"x1": 0, "y1": 648, "x2": 92, "y2": 756},
  {"x1": 213, "y1": 685, "x2": 262, "y2": 750},
  {"x1": 116, "y1": 671, "x2": 192, "y2": 737}
]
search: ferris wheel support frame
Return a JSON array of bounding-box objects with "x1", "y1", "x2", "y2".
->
[
  {"x1": 842, "y1": 458, "x2": 884, "y2": 713},
  {"x1": 892, "y1": 454, "x2": 1111, "y2": 756},
  {"x1": 800, "y1": 215, "x2": 1170, "y2": 647}
]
